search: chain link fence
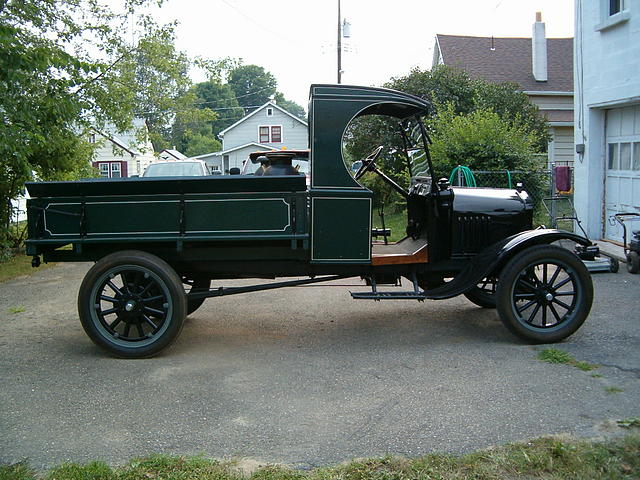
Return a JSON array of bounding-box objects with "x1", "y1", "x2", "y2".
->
[{"x1": 450, "y1": 166, "x2": 576, "y2": 231}]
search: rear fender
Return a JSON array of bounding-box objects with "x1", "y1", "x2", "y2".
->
[{"x1": 423, "y1": 229, "x2": 591, "y2": 300}]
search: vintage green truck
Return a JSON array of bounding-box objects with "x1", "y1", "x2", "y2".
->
[{"x1": 26, "y1": 85, "x2": 594, "y2": 358}]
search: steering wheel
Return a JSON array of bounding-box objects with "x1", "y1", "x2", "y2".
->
[{"x1": 354, "y1": 145, "x2": 384, "y2": 181}]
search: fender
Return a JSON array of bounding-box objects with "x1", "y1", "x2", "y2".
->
[{"x1": 423, "y1": 229, "x2": 591, "y2": 300}]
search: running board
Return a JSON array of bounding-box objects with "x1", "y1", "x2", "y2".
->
[
  {"x1": 350, "y1": 272, "x2": 426, "y2": 301},
  {"x1": 350, "y1": 291, "x2": 426, "y2": 301}
]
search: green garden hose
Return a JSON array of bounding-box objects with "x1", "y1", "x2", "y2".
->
[{"x1": 449, "y1": 165, "x2": 477, "y2": 187}]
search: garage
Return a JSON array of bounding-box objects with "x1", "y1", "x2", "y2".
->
[{"x1": 603, "y1": 105, "x2": 640, "y2": 242}]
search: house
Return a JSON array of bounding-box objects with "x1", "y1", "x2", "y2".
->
[
  {"x1": 158, "y1": 149, "x2": 187, "y2": 161},
  {"x1": 196, "y1": 101, "x2": 308, "y2": 174},
  {"x1": 90, "y1": 119, "x2": 156, "y2": 178},
  {"x1": 432, "y1": 13, "x2": 574, "y2": 167},
  {"x1": 573, "y1": 0, "x2": 640, "y2": 244}
]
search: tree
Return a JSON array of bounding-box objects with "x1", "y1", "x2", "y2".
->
[
  {"x1": 344, "y1": 65, "x2": 550, "y2": 175},
  {"x1": 274, "y1": 92, "x2": 306, "y2": 120},
  {"x1": 115, "y1": 22, "x2": 214, "y2": 152},
  {"x1": 192, "y1": 79, "x2": 245, "y2": 136},
  {"x1": 429, "y1": 106, "x2": 538, "y2": 176},
  {"x1": 0, "y1": 0, "x2": 144, "y2": 250},
  {"x1": 228, "y1": 64, "x2": 277, "y2": 113}
]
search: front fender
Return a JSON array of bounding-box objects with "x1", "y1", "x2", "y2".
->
[
  {"x1": 488, "y1": 228, "x2": 591, "y2": 273},
  {"x1": 423, "y1": 229, "x2": 590, "y2": 300}
]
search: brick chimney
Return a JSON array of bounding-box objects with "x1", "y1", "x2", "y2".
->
[{"x1": 532, "y1": 11, "x2": 548, "y2": 82}]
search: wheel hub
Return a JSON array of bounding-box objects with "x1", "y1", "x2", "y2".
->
[{"x1": 124, "y1": 300, "x2": 136, "y2": 312}]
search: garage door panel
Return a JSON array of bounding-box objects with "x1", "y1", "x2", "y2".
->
[{"x1": 604, "y1": 106, "x2": 640, "y2": 242}]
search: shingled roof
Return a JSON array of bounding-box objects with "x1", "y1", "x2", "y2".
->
[{"x1": 435, "y1": 34, "x2": 573, "y2": 92}]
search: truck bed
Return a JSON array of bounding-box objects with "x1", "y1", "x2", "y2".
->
[{"x1": 25, "y1": 176, "x2": 309, "y2": 257}]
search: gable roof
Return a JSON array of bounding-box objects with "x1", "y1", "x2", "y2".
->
[
  {"x1": 434, "y1": 34, "x2": 573, "y2": 92},
  {"x1": 219, "y1": 101, "x2": 308, "y2": 137},
  {"x1": 159, "y1": 149, "x2": 187, "y2": 160},
  {"x1": 93, "y1": 129, "x2": 138, "y2": 157}
]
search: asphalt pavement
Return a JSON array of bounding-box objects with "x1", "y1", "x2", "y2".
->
[{"x1": 0, "y1": 262, "x2": 638, "y2": 470}]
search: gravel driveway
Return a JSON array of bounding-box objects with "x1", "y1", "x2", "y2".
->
[{"x1": 1, "y1": 262, "x2": 638, "y2": 470}]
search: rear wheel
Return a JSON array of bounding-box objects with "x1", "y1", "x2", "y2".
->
[
  {"x1": 464, "y1": 277, "x2": 497, "y2": 308},
  {"x1": 496, "y1": 245, "x2": 593, "y2": 343},
  {"x1": 182, "y1": 277, "x2": 211, "y2": 315},
  {"x1": 78, "y1": 250, "x2": 187, "y2": 358}
]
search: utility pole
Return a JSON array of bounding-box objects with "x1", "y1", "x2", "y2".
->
[{"x1": 337, "y1": 0, "x2": 342, "y2": 84}]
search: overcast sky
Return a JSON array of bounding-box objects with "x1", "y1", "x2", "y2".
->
[{"x1": 147, "y1": 0, "x2": 574, "y2": 108}]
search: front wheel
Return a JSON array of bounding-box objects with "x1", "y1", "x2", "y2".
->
[
  {"x1": 78, "y1": 250, "x2": 187, "y2": 358},
  {"x1": 464, "y1": 277, "x2": 497, "y2": 308},
  {"x1": 496, "y1": 245, "x2": 593, "y2": 343}
]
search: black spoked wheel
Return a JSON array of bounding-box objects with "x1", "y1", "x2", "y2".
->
[
  {"x1": 496, "y1": 245, "x2": 593, "y2": 343},
  {"x1": 464, "y1": 277, "x2": 498, "y2": 308},
  {"x1": 78, "y1": 251, "x2": 187, "y2": 358},
  {"x1": 182, "y1": 276, "x2": 211, "y2": 315}
]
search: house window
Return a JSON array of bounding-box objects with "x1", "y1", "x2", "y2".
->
[
  {"x1": 110, "y1": 162, "x2": 121, "y2": 178},
  {"x1": 609, "y1": 0, "x2": 622, "y2": 15},
  {"x1": 271, "y1": 126, "x2": 282, "y2": 143},
  {"x1": 259, "y1": 126, "x2": 270, "y2": 143},
  {"x1": 99, "y1": 163, "x2": 109, "y2": 177},
  {"x1": 266, "y1": 107, "x2": 273, "y2": 116},
  {"x1": 597, "y1": 0, "x2": 629, "y2": 30},
  {"x1": 89, "y1": 133, "x2": 96, "y2": 143},
  {"x1": 211, "y1": 165, "x2": 220, "y2": 171}
]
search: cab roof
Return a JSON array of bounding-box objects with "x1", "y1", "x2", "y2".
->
[{"x1": 309, "y1": 84, "x2": 432, "y2": 119}]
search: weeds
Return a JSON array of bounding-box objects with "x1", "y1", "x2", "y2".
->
[
  {"x1": 537, "y1": 348, "x2": 598, "y2": 371},
  {"x1": 604, "y1": 386, "x2": 624, "y2": 394},
  {"x1": 1, "y1": 434, "x2": 638, "y2": 480}
]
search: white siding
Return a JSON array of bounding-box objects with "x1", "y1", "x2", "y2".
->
[
  {"x1": 222, "y1": 107, "x2": 308, "y2": 152},
  {"x1": 551, "y1": 126, "x2": 575, "y2": 166},
  {"x1": 574, "y1": 0, "x2": 640, "y2": 240},
  {"x1": 529, "y1": 95, "x2": 574, "y2": 111}
]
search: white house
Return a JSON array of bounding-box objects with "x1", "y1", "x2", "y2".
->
[
  {"x1": 573, "y1": 0, "x2": 640, "y2": 244},
  {"x1": 433, "y1": 13, "x2": 574, "y2": 167},
  {"x1": 196, "y1": 101, "x2": 308, "y2": 174},
  {"x1": 90, "y1": 119, "x2": 156, "y2": 178}
]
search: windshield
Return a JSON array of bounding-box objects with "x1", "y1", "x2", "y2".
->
[
  {"x1": 144, "y1": 162, "x2": 206, "y2": 177},
  {"x1": 403, "y1": 120, "x2": 431, "y2": 180}
]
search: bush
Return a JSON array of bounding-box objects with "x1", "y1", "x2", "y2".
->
[{"x1": 429, "y1": 106, "x2": 539, "y2": 177}]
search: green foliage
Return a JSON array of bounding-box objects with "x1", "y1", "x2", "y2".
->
[
  {"x1": 538, "y1": 348, "x2": 599, "y2": 371},
  {"x1": 0, "y1": 0, "x2": 167, "y2": 246},
  {"x1": 429, "y1": 106, "x2": 538, "y2": 177},
  {"x1": 2, "y1": 435, "x2": 640, "y2": 480},
  {"x1": 343, "y1": 65, "x2": 550, "y2": 199},
  {"x1": 183, "y1": 132, "x2": 222, "y2": 157},
  {"x1": 228, "y1": 64, "x2": 277, "y2": 113},
  {"x1": 274, "y1": 92, "x2": 306, "y2": 120},
  {"x1": 192, "y1": 80, "x2": 245, "y2": 135}
]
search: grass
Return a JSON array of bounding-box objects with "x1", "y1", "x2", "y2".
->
[
  {"x1": 537, "y1": 348, "x2": 599, "y2": 372},
  {"x1": 371, "y1": 209, "x2": 407, "y2": 243},
  {"x1": 618, "y1": 418, "x2": 640, "y2": 429},
  {"x1": 604, "y1": 386, "x2": 624, "y2": 394},
  {"x1": 0, "y1": 253, "x2": 55, "y2": 283},
  {"x1": 8, "y1": 305, "x2": 25, "y2": 314},
  {"x1": 1, "y1": 435, "x2": 638, "y2": 480}
]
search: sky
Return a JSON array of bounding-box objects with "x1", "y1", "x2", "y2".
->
[{"x1": 146, "y1": 0, "x2": 575, "y2": 109}]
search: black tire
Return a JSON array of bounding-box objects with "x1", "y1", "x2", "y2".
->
[
  {"x1": 78, "y1": 250, "x2": 187, "y2": 358},
  {"x1": 182, "y1": 276, "x2": 211, "y2": 315},
  {"x1": 627, "y1": 251, "x2": 640, "y2": 274},
  {"x1": 464, "y1": 277, "x2": 498, "y2": 308},
  {"x1": 496, "y1": 245, "x2": 593, "y2": 343}
]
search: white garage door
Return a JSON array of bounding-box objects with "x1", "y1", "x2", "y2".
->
[{"x1": 604, "y1": 105, "x2": 640, "y2": 242}]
